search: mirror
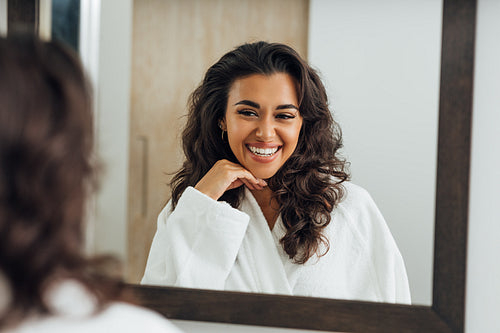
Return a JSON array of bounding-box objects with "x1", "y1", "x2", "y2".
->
[
  {"x1": 7, "y1": 0, "x2": 475, "y2": 331},
  {"x1": 121, "y1": 0, "x2": 440, "y2": 305}
]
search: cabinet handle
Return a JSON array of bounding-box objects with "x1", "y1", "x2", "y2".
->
[{"x1": 137, "y1": 135, "x2": 148, "y2": 217}]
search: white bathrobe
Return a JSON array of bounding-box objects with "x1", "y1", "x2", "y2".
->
[
  {"x1": 141, "y1": 182, "x2": 411, "y2": 304},
  {"x1": 3, "y1": 280, "x2": 182, "y2": 333}
]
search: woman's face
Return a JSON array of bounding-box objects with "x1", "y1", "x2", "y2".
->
[{"x1": 223, "y1": 73, "x2": 303, "y2": 179}]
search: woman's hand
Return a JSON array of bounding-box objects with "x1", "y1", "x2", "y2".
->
[{"x1": 194, "y1": 159, "x2": 267, "y2": 201}]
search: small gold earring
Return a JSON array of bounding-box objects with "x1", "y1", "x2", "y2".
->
[{"x1": 218, "y1": 122, "x2": 226, "y2": 141}]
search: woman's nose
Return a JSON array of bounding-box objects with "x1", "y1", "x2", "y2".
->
[{"x1": 255, "y1": 118, "x2": 275, "y2": 141}]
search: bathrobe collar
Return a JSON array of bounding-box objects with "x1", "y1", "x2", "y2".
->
[{"x1": 240, "y1": 187, "x2": 292, "y2": 295}]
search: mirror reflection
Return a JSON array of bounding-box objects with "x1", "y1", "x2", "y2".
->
[
  {"x1": 141, "y1": 41, "x2": 411, "y2": 304},
  {"x1": 90, "y1": 0, "x2": 442, "y2": 306}
]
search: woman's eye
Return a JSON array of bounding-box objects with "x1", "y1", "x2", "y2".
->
[
  {"x1": 237, "y1": 110, "x2": 257, "y2": 117},
  {"x1": 276, "y1": 114, "x2": 296, "y2": 120}
]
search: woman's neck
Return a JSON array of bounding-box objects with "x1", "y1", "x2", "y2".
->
[{"x1": 250, "y1": 187, "x2": 279, "y2": 230}]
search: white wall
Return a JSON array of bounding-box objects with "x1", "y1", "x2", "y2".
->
[
  {"x1": 0, "y1": 0, "x2": 7, "y2": 36},
  {"x1": 82, "y1": 0, "x2": 133, "y2": 262},
  {"x1": 465, "y1": 0, "x2": 500, "y2": 332},
  {"x1": 307, "y1": 0, "x2": 442, "y2": 305}
]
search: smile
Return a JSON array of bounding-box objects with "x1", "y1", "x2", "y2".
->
[{"x1": 246, "y1": 145, "x2": 281, "y2": 157}]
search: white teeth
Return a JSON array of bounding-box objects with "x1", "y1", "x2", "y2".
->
[{"x1": 248, "y1": 145, "x2": 279, "y2": 156}]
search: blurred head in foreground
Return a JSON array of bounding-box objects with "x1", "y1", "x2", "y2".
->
[{"x1": 0, "y1": 35, "x2": 120, "y2": 328}]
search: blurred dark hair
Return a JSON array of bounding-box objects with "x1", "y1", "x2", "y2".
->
[
  {"x1": 0, "y1": 35, "x2": 123, "y2": 327},
  {"x1": 171, "y1": 41, "x2": 350, "y2": 264}
]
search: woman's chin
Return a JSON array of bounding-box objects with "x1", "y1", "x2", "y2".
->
[{"x1": 247, "y1": 169, "x2": 277, "y2": 181}]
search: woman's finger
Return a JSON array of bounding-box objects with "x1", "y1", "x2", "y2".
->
[
  {"x1": 227, "y1": 178, "x2": 244, "y2": 191},
  {"x1": 239, "y1": 177, "x2": 257, "y2": 191},
  {"x1": 195, "y1": 159, "x2": 267, "y2": 200}
]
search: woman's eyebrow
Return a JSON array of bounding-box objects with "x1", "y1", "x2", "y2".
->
[
  {"x1": 234, "y1": 100, "x2": 260, "y2": 108},
  {"x1": 234, "y1": 100, "x2": 298, "y2": 111},
  {"x1": 276, "y1": 104, "x2": 299, "y2": 111}
]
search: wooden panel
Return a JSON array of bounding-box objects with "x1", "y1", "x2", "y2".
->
[{"x1": 127, "y1": 0, "x2": 309, "y2": 282}]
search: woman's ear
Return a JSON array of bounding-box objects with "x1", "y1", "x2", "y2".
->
[{"x1": 218, "y1": 119, "x2": 227, "y2": 131}]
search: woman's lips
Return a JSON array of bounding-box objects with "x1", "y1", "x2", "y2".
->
[
  {"x1": 247, "y1": 145, "x2": 279, "y2": 156},
  {"x1": 245, "y1": 144, "x2": 282, "y2": 162}
]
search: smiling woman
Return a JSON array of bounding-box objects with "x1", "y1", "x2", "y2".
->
[
  {"x1": 223, "y1": 73, "x2": 303, "y2": 184},
  {"x1": 141, "y1": 41, "x2": 411, "y2": 304}
]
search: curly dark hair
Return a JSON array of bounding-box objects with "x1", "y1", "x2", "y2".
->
[
  {"x1": 0, "y1": 35, "x2": 123, "y2": 328},
  {"x1": 171, "y1": 41, "x2": 350, "y2": 264}
]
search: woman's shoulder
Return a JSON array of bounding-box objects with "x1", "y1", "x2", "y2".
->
[
  {"x1": 330, "y1": 181, "x2": 390, "y2": 242},
  {"x1": 90, "y1": 302, "x2": 182, "y2": 332},
  {"x1": 8, "y1": 280, "x2": 182, "y2": 333},
  {"x1": 10, "y1": 304, "x2": 182, "y2": 333},
  {"x1": 336, "y1": 181, "x2": 377, "y2": 213}
]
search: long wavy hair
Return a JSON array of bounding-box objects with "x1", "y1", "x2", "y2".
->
[
  {"x1": 0, "y1": 35, "x2": 123, "y2": 328},
  {"x1": 171, "y1": 41, "x2": 350, "y2": 264}
]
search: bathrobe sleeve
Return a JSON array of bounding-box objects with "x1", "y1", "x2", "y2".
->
[
  {"x1": 340, "y1": 183, "x2": 412, "y2": 304},
  {"x1": 141, "y1": 186, "x2": 250, "y2": 290}
]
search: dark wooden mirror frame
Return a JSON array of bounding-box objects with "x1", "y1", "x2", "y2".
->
[
  {"x1": 128, "y1": 1, "x2": 476, "y2": 332},
  {"x1": 7, "y1": 0, "x2": 476, "y2": 331}
]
